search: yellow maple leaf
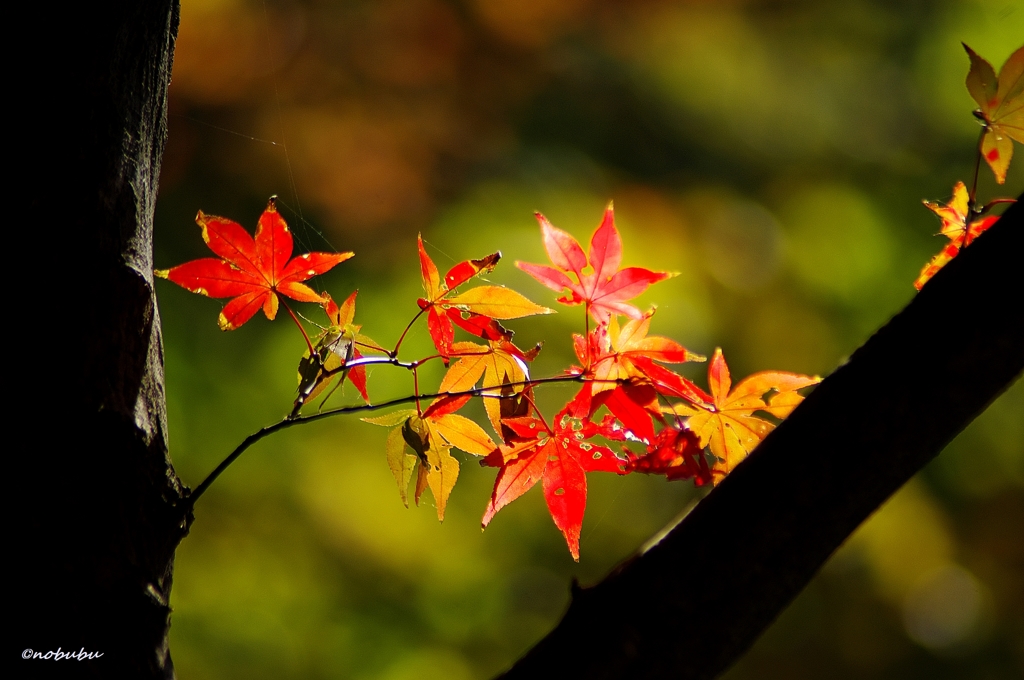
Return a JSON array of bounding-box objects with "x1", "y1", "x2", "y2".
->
[
  {"x1": 964, "y1": 43, "x2": 1024, "y2": 184},
  {"x1": 670, "y1": 349, "x2": 819, "y2": 484}
]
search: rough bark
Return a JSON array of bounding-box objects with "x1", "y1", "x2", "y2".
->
[
  {"x1": 15, "y1": 3, "x2": 184, "y2": 678},
  {"x1": 497, "y1": 196, "x2": 1023, "y2": 679}
]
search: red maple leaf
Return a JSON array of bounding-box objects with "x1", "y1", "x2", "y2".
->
[
  {"x1": 481, "y1": 408, "x2": 623, "y2": 560},
  {"x1": 156, "y1": 197, "x2": 352, "y2": 330},
  {"x1": 625, "y1": 426, "x2": 711, "y2": 485},
  {"x1": 516, "y1": 204, "x2": 672, "y2": 324},
  {"x1": 562, "y1": 311, "x2": 709, "y2": 443},
  {"x1": 577, "y1": 310, "x2": 709, "y2": 399}
]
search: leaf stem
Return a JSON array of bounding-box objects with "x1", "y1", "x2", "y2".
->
[
  {"x1": 584, "y1": 303, "x2": 592, "y2": 370},
  {"x1": 979, "y1": 197, "x2": 1017, "y2": 214},
  {"x1": 392, "y1": 307, "x2": 426, "y2": 357},
  {"x1": 969, "y1": 127, "x2": 985, "y2": 210},
  {"x1": 521, "y1": 390, "x2": 552, "y2": 433},
  {"x1": 282, "y1": 300, "x2": 316, "y2": 357},
  {"x1": 413, "y1": 367, "x2": 422, "y2": 416}
]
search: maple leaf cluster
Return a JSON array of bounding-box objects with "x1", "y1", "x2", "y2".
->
[
  {"x1": 914, "y1": 45, "x2": 1021, "y2": 290},
  {"x1": 157, "y1": 199, "x2": 819, "y2": 560},
  {"x1": 154, "y1": 41, "x2": 1016, "y2": 563}
]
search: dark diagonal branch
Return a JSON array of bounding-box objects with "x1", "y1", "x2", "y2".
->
[{"x1": 497, "y1": 195, "x2": 1024, "y2": 680}]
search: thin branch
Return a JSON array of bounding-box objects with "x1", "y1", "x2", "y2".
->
[
  {"x1": 185, "y1": 373, "x2": 597, "y2": 510},
  {"x1": 290, "y1": 347, "x2": 542, "y2": 417}
]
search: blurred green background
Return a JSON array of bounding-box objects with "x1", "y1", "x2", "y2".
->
[{"x1": 154, "y1": 0, "x2": 1023, "y2": 678}]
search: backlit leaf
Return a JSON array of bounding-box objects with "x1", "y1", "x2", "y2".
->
[
  {"x1": 447, "y1": 286, "x2": 554, "y2": 319},
  {"x1": 438, "y1": 341, "x2": 533, "y2": 436},
  {"x1": 516, "y1": 204, "x2": 673, "y2": 323},
  {"x1": 431, "y1": 413, "x2": 497, "y2": 456},
  {"x1": 625, "y1": 426, "x2": 711, "y2": 485},
  {"x1": 963, "y1": 44, "x2": 1024, "y2": 184},
  {"x1": 914, "y1": 182, "x2": 1003, "y2": 290},
  {"x1": 365, "y1": 404, "x2": 492, "y2": 519},
  {"x1": 156, "y1": 197, "x2": 352, "y2": 329},
  {"x1": 293, "y1": 291, "x2": 374, "y2": 412},
  {"x1": 386, "y1": 426, "x2": 417, "y2": 507},
  {"x1": 415, "y1": 236, "x2": 546, "y2": 357},
  {"x1": 481, "y1": 408, "x2": 623, "y2": 560},
  {"x1": 424, "y1": 441, "x2": 460, "y2": 522},
  {"x1": 672, "y1": 349, "x2": 819, "y2": 484}
]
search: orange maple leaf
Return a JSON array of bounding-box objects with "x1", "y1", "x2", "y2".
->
[
  {"x1": 625, "y1": 426, "x2": 711, "y2": 485},
  {"x1": 914, "y1": 182, "x2": 1000, "y2": 290},
  {"x1": 670, "y1": 349, "x2": 819, "y2": 484},
  {"x1": 437, "y1": 339, "x2": 539, "y2": 437}
]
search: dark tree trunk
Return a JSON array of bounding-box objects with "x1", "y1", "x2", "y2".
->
[
  {"x1": 15, "y1": 2, "x2": 184, "y2": 678},
  {"x1": 497, "y1": 197, "x2": 1024, "y2": 679}
]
